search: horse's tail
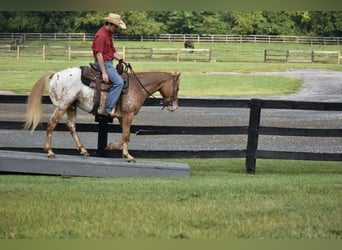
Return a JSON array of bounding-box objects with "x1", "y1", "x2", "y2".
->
[{"x1": 24, "y1": 74, "x2": 52, "y2": 132}]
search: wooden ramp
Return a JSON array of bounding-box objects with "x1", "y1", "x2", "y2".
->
[{"x1": 0, "y1": 150, "x2": 190, "y2": 178}]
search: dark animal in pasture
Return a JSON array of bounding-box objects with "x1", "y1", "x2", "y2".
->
[{"x1": 184, "y1": 40, "x2": 194, "y2": 53}]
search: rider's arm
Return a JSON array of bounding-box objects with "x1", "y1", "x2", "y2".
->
[{"x1": 96, "y1": 53, "x2": 109, "y2": 83}]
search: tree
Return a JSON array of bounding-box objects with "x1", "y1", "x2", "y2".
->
[
  {"x1": 1, "y1": 11, "x2": 342, "y2": 37},
  {"x1": 231, "y1": 11, "x2": 267, "y2": 35},
  {"x1": 195, "y1": 12, "x2": 230, "y2": 34},
  {"x1": 162, "y1": 11, "x2": 202, "y2": 33},
  {"x1": 74, "y1": 11, "x2": 108, "y2": 33},
  {"x1": 120, "y1": 11, "x2": 162, "y2": 36},
  {"x1": 309, "y1": 11, "x2": 342, "y2": 36},
  {"x1": 261, "y1": 11, "x2": 300, "y2": 35},
  {"x1": 7, "y1": 11, "x2": 44, "y2": 32}
]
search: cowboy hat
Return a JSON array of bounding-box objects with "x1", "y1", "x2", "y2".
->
[{"x1": 103, "y1": 13, "x2": 126, "y2": 29}]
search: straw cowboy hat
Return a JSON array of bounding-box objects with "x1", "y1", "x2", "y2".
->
[{"x1": 103, "y1": 13, "x2": 126, "y2": 29}]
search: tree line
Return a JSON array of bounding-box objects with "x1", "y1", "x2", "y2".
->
[{"x1": 1, "y1": 11, "x2": 342, "y2": 37}]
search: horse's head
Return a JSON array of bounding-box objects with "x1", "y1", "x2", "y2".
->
[{"x1": 160, "y1": 72, "x2": 180, "y2": 112}]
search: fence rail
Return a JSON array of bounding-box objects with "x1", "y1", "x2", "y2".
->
[
  {"x1": 264, "y1": 49, "x2": 341, "y2": 64},
  {"x1": 1, "y1": 95, "x2": 342, "y2": 173},
  {"x1": 1, "y1": 33, "x2": 342, "y2": 45},
  {"x1": 0, "y1": 45, "x2": 212, "y2": 62}
]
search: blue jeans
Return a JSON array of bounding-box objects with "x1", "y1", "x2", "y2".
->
[{"x1": 94, "y1": 60, "x2": 124, "y2": 112}]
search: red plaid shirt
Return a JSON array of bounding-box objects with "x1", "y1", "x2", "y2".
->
[{"x1": 91, "y1": 26, "x2": 116, "y2": 61}]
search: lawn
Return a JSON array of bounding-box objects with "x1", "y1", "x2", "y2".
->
[
  {"x1": 0, "y1": 159, "x2": 341, "y2": 239},
  {"x1": 1, "y1": 40, "x2": 340, "y2": 95}
]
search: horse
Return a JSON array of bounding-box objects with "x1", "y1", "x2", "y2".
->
[
  {"x1": 24, "y1": 67, "x2": 180, "y2": 162},
  {"x1": 184, "y1": 40, "x2": 194, "y2": 53}
]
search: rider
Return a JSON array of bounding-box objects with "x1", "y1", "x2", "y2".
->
[{"x1": 91, "y1": 13, "x2": 130, "y2": 117}]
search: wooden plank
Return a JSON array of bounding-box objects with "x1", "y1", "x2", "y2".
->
[
  {"x1": 0, "y1": 121, "x2": 248, "y2": 135},
  {"x1": 0, "y1": 147, "x2": 247, "y2": 159},
  {"x1": 261, "y1": 100, "x2": 342, "y2": 111},
  {"x1": 257, "y1": 150, "x2": 342, "y2": 161},
  {"x1": 0, "y1": 150, "x2": 190, "y2": 178},
  {"x1": 0, "y1": 95, "x2": 252, "y2": 108},
  {"x1": 259, "y1": 127, "x2": 342, "y2": 137}
]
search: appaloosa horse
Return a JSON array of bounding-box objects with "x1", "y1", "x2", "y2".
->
[{"x1": 24, "y1": 67, "x2": 180, "y2": 162}]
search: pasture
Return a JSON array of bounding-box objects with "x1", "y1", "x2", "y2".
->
[
  {"x1": 0, "y1": 41, "x2": 342, "y2": 239},
  {"x1": 0, "y1": 159, "x2": 341, "y2": 239}
]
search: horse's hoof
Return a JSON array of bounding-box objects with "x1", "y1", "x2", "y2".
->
[
  {"x1": 127, "y1": 158, "x2": 136, "y2": 163},
  {"x1": 80, "y1": 149, "x2": 90, "y2": 157},
  {"x1": 48, "y1": 153, "x2": 56, "y2": 158}
]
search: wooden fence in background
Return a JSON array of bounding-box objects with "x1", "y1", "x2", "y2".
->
[
  {"x1": 264, "y1": 49, "x2": 341, "y2": 64},
  {"x1": 1, "y1": 43, "x2": 341, "y2": 64},
  {"x1": 1, "y1": 95, "x2": 342, "y2": 173},
  {"x1": 1, "y1": 33, "x2": 342, "y2": 45},
  {"x1": 0, "y1": 45, "x2": 211, "y2": 62}
]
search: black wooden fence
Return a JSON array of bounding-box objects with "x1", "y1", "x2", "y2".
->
[{"x1": 1, "y1": 95, "x2": 342, "y2": 173}]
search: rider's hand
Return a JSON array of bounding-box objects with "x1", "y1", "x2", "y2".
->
[
  {"x1": 102, "y1": 72, "x2": 109, "y2": 83},
  {"x1": 124, "y1": 61, "x2": 131, "y2": 68},
  {"x1": 119, "y1": 58, "x2": 131, "y2": 68}
]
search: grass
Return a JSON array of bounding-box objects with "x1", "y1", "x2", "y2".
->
[
  {"x1": 0, "y1": 69, "x2": 301, "y2": 96},
  {"x1": 0, "y1": 57, "x2": 313, "y2": 96},
  {"x1": 1, "y1": 41, "x2": 341, "y2": 239},
  {"x1": 0, "y1": 159, "x2": 341, "y2": 239},
  {"x1": 0, "y1": 40, "x2": 341, "y2": 94},
  {"x1": 180, "y1": 74, "x2": 301, "y2": 96}
]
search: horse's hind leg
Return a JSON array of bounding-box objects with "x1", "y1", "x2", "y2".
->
[
  {"x1": 45, "y1": 107, "x2": 66, "y2": 158},
  {"x1": 66, "y1": 105, "x2": 89, "y2": 157}
]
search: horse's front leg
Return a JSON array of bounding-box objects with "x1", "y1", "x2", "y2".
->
[
  {"x1": 118, "y1": 114, "x2": 135, "y2": 162},
  {"x1": 107, "y1": 113, "x2": 135, "y2": 162},
  {"x1": 105, "y1": 114, "x2": 135, "y2": 162},
  {"x1": 66, "y1": 106, "x2": 89, "y2": 157}
]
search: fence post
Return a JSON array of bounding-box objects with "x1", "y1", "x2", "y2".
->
[
  {"x1": 338, "y1": 50, "x2": 341, "y2": 65},
  {"x1": 245, "y1": 99, "x2": 262, "y2": 174},
  {"x1": 311, "y1": 50, "x2": 314, "y2": 63},
  {"x1": 42, "y1": 45, "x2": 45, "y2": 60},
  {"x1": 264, "y1": 49, "x2": 267, "y2": 62},
  {"x1": 16, "y1": 46, "x2": 19, "y2": 60},
  {"x1": 122, "y1": 47, "x2": 126, "y2": 60},
  {"x1": 95, "y1": 115, "x2": 111, "y2": 157}
]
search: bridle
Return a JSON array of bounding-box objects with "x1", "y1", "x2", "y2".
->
[
  {"x1": 163, "y1": 73, "x2": 179, "y2": 110},
  {"x1": 126, "y1": 64, "x2": 178, "y2": 110}
]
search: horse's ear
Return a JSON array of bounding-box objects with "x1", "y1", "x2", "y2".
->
[{"x1": 174, "y1": 72, "x2": 181, "y2": 80}]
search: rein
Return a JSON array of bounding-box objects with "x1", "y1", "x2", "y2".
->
[
  {"x1": 127, "y1": 65, "x2": 156, "y2": 99},
  {"x1": 126, "y1": 64, "x2": 168, "y2": 108}
]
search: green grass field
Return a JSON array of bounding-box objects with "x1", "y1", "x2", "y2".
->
[
  {"x1": 0, "y1": 41, "x2": 341, "y2": 239},
  {"x1": 0, "y1": 159, "x2": 341, "y2": 239},
  {"x1": 1, "y1": 40, "x2": 341, "y2": 94}
]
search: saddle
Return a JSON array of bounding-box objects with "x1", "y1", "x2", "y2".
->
[{"x1": 80, "y1": 63, "x2": 129, "y2": 115}]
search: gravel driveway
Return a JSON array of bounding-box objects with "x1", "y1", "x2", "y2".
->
[{"x1": 1, "y1": 69, "x2": 342, "y2": 154}]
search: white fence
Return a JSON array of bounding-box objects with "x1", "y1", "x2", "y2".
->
[
  {"x1": 0, "y1": 45, "x2": 211, "y2": 62},
  {"x1": 264, "y1": 49, "x2": 342, "y2": 64},
  {"x1": 1, "y1": 33, "x2": 342, "y2": 45}
]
